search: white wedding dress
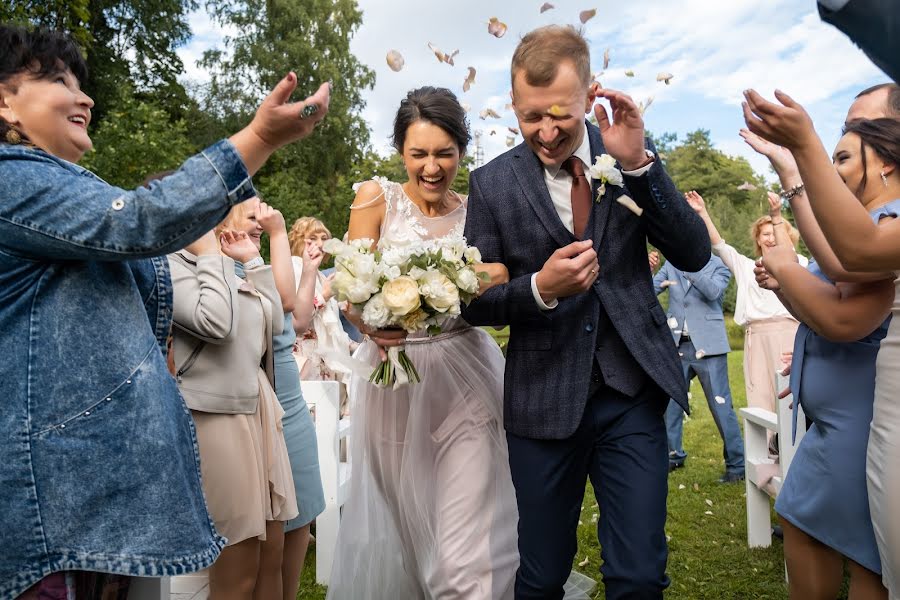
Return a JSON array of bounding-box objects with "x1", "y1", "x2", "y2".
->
[{"x1": 326, "y1": 178, "x2": 518, "y2": 599}]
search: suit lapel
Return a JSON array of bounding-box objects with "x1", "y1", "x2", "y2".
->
[
  {"x1": 586, "y1": 123, "x2": 614, "y2": 250},
  {"x1": 511, "y1": 143, "x2": 574, "y2": 248}
]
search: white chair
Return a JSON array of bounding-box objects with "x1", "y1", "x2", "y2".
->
[
  {"x1": 302, "y1": 379, "x2": 352, "y2": 585},
  {"x1": 741, "y1": 371, "x2": 806, "y2": 548}
]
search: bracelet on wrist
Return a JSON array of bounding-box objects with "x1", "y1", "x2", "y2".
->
[
  {"x1": 780, "y1": 183, "x2": 805, "y2": 202},
  {"x1": 771, "y1": 219, "x2": 784, "y2": 226},
  {"x1": 243, "y1": 256, "x2": 265, "y2": 270}
]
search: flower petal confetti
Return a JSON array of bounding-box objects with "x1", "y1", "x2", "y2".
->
[
  {"x1": 667, "y1": 317, "x2": 678, "y2": 330},
  {"x1": 579, "y1": 8, "x2": 597, "y2": 23},
  {"x1": 695, "y1": 350, "x2": 706, "y2": 359},
  {"x1": 715, "y1": 395, "x2": 726, "y2": 404},
  {"x1": 693, "y1": 483, "x2": 700, "y2": 491},
  {"x1": 706, "y1": 499, "x2": 714, "y2": 507},
  {"x1": 506, "y1": 135, "x2": 516, "y2": 147},
  {"x1": 428, "y1": 42, "x2": 459, "y2": 65},
  {"x1": 578, "y1": 556, "x2": 590, "y2": 567},
  {"x1": 479, "y1": 107, "x2": 501, "y2": 119},
  {"x1": 489, "y1": 130, "x2": 497, "y2": 136},
  {"x1": 704, "y1": 510, "x2": 714, "y2": 516},
  {"x1": 386, "y1": 50, "x2": 405, "y2": 72},
  {"x1": 488, "y1": 17, "x2": 508, "y2": 38},
  {"x1": 548, "y1": 104, "x2": 566, "y2": 117},
  {"x1": 638, "y1": 96, "x2": 654, "y2": 115},
  {"x1": 625, "y1": 69, "x2": 635, "y2": 77},
  {"x1": 616, "y1": 194, "x2": 644, "y2": 216},
  {"x1": 463, "y1": 66, "x2": 476, "y2": 92},
  {"x1": 602, "y1": 48, "x2": 610, "y2": 70},
  {"x1": 540, "y1": 2, "x2": 555, "y2": 13},
  {"x1": 678, "y1": 484, "x2": 686, "y2": 490},
  {"x1": 461, "y1": 103, "x2": 471, "y2": 113},
  {"x1": 507, "y1": 126, "x2": 520, "y2": 135},
  {"x1": 737, "y1": 181, "x2": 758, "y2": 191},
  {"x1": 657, "y1": 72, "x2": 674, "y2": 85}
]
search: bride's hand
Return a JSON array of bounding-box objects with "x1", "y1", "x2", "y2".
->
[
  {"x1": 343, "y1": 305, "x2": 407, "y2": 360},
  {"x1": 476, "y1": 262, "x2": 510, "y2": 295}
]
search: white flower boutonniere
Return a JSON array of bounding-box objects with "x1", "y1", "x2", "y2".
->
[{"x1": 588, "y1": 154, "x2": 624, "y2": 202}]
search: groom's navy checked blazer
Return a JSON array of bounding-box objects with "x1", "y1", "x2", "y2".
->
[{"x1": 462, "y1": 122, "x2": 711, "y2": 440}]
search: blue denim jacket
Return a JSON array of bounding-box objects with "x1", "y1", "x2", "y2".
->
[{"x1": 0, "y1": 140, "x2": 256, "y2": 597}]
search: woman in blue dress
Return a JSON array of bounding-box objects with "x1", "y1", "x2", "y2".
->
[{"x1": 756, "y1": 120, "x2": 900, "y2": 599}]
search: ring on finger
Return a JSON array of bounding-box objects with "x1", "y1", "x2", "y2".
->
[{"x1": 299, "y1": 103, "x2": 319, "y2": 119}]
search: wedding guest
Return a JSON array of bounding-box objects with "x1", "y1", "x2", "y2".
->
[
  {"x1": 0, "y1": 24, "x2": 328, "y2": 599},
  {"x1": 653, "y1": 255, "x2": 745, "y2": 482},
  {"x1": 684, "y1": 190, "x2": 804, "y2": 421},
  {"x1": 752, "y1": 117, "x2": 898, "y2": 600}
]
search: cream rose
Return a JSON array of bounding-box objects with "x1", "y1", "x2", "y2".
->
[
  {"x1": 400, "y1": 308, "x2": 430, "y2": 332},
  {"x1": 361, "y1": 293, "x2": 393, "y2": 329},
  {"x1": 419, "y1": 270, "x2": 460, "y2": 313},
  {"x1": 464, "y1": 246, "x2": 482, "y2": 264},
  {"x1": 381, "y1": 276, "x2": 421, "y2": 316},
  {"x1": 455, "y1": 267, "x2": 480, "y2": 294}
]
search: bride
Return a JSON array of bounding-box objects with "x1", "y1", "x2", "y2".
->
[{"x1": 325, "y1": 86, "x2": 518, "y2": 598}]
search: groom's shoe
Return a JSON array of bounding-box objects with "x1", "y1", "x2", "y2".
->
[
  {"x1": 668, "y1": 460, "x2": 685, "y2": 473},
  {"x1": 718, "y1": 470, "x2": 745, "y2": 484}
]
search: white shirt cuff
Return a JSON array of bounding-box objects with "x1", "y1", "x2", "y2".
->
[
  {"x1": 621, "y1": 149, "x2": 656, "y2": 177},
  {"x1": 531, "y1": 273, "x2": 558, "y2": 310}
]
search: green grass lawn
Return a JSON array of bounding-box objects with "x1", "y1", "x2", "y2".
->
[{"x1": 296, "y1": 349, "x2": 791, "y2": 599}]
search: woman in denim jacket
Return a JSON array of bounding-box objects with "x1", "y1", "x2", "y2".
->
[{"x1": 0, "y1": 26, "x2": 329, "y2": 599}]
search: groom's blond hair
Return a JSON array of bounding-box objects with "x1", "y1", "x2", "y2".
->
[{"x1": 511, "y1": 25, "x2": 591, "y2": 90}]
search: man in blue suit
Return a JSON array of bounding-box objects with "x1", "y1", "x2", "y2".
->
[
  {"x1": 653, "y1": 255, "x2": 745, "y2": 482},
  {"x1": 462, "y1": 25, "x2": 710, "y2": 599}
]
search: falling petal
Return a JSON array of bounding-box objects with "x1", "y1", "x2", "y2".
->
[
  {"x1": 463, "y1": 66, "x2": 476, "y2": 92},
  {"x1": 715, "y1": 395, "x2": 726, "y2": 404},
  {"x1": 657, "y1": 72, "x2": 674, "y2": 85},
  {"x1": 625, "y1": 69, "x2": 635, "y2": 77},
  {"x1": 506, "y1": 135, "x2": 516, "y2": 147},
  {"x1": 638, "y1": 96, "x2": 655, "y2": 115},
  {"x1": 666, "y1": 534, "x2": 672, "y2": 542},
  {"x1": 687, "y1": 392, "x2": 692, "y2": 400},
  {"x1": 678, "y1": 484, "x2": 686, "y2": 490},
  {"x1": 488, "y1": 17, "x2": 508, "y2": 38},
  {"x1": 578, "y1": 556, "x2": 590, "y2": 567},
  {"x1": 427, "y1": 42, "x2": 459, "y2": 66},
  {"x1": 737, "y1": 181, "x2": 758, "y2": 191},
  {"x1": 479, "y1": 107, "x2": 501, "y2": 119},
  {"x1": 578, "y1": 520, "x2": 583, "y2": 526},
  {"x1": 602, "y1": 48, "x2": 610, "y2": 70},
  {"x1": 667, "y1": 317, "x2": 678, "y2": 330},
  {"x1": 447, "y1": 49, "x2": 459, "y2": 66},
  {"x1": 616, "y1": 194, "x2": 644, "y2": 216},
  {"x1": 591, "y1": 71, "x2": 603, "y2": 85},
  {"x1": 461, "y1": 103, "x2": 471, "y2": 113},
  {"x1": 548, "y1": 104, "x2": 566, "y2": 117},
  {"x1": 508, "y1": 126, "x2": 520, "y2": 135},
  {"x1": 705, "y1": 499, "x2": 714, "y2": 507},
  {"x1": 704, "y1": 510, "x2": 713, "y2": 515},
  {"x1": 540, "y1": 2, "x2": 555, "y2": 13},
  {"x1": 579, "y1": 8, "x2": 597, "y2": 23},
  {"x1": 695, "y1": 349, "x2": 706, "y2": 359},
  {"x1": 386, "y1": 50, "x2": 405, "y2": 72},
  {"x1": 489, "y1": 130, "x2": 497, "y2": 136},
  {"x1": 591, "y1": 513, "x2": 599, "y2": 521},
  {"x1": 693, "y1": 483, "x2": 700, "y2": 491}
]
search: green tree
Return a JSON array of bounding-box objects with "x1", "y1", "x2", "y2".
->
[{"x1": 199, "y1": 0, "x2": 376, "y2": 238}]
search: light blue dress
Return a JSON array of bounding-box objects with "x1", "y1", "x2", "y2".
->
[
  {"x1": 273, "y1": 310, "x2": 326, "y2": 530},
  {"x1": 775, "y1": 200, "x2": 900, "y2": 573}
]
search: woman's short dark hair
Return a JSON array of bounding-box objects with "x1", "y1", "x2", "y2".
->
[
  {"x1": 391, "y1": 87, "x2": 470, "y2": 154},
  {"x1": 0, "y1": 26, "x2": 88, "y2": 145},
  {"x1": 842, "y1": 118, "x2": 900, "y2": 196}
]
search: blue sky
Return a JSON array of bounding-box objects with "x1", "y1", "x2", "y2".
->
[{"x1": 178, "y1": 0, "x2": 887, "y2": 181}]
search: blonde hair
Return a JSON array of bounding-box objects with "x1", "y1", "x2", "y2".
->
[
  {"x1": 751, "y1": 215, "x2": 799, "y2": 257},
  {"x1": 215, "y1": 201, "x2": 254, "y2": 236},
  {"x1": 511, "y1": 25, "x2": 591, "y2": 90},
  {"x1": 288, "y1": 217, "x2": 332, "y2": 256}
]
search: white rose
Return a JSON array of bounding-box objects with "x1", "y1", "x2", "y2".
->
[
  {"x1": 419, "y1": 270, "x2": 460, "y2": 313},
  {"x1": 332, "y1": 271, "x2": 356, "y2": 301},
  {"x1": 322, "y1": 238, "x2": 345, "y2": 255},
  {"x1": 361, "y1": 293, "x2": 393, "y2": 329},
  {"x1": 455, "y1": 267, "x2": 480, "y2": 294},
  {"x1": 382, "y1": 276, "x2": 422, "y2": 316},
  {"x1": 348, "y1": 253, "x2": 377, "y2": 277},
  {"x1": 407, "y1": 266, "x2": 426, "y2": 280},
  {"x1": 377, "y1": 263, "x2": 401, "y2": 281},
  {"x1": 381, "y1": 246, "x2": 409, "y2": 267},
  {"x1": 346, "y1": 275, "x2": 379, "y2": 304},
  {"x1": 605, "y1": 168, "x2": 624, "y2": 187},
  {"x1": 464, "y1": 246, "x2": 482, "y2": 264}
]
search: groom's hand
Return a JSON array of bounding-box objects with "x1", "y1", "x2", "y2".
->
[
  {"x1": 592, "y1": 88, "x2": 651, "y2": 171},
  {"x1": 535, "y1": 240, "x2": 599, "y2": 303}
]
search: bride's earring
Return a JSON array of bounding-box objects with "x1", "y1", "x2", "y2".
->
[{"x1": 882, "y1": 170, "x2": 889, "y2": 187}]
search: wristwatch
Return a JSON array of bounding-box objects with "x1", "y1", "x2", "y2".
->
[{"x1": 244, "y1": 256, "x2": 265, "y2": 270}]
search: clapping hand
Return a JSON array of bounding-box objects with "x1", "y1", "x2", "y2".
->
[
  {"x1": 220, "y1": 230, "x2": 262, "y2": 264},
  {"x1": 742, "y1": 89, "x2": 818, "y2": 152},
  {"x1": 739, "y1": 128, "x2": 800, "y2": 178},
  {"x1": 592, "y1": 86, "x2": 650, "y2": 171}
]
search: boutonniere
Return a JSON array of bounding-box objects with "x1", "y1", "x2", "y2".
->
[{"x1": 588, "y1": 154, "x2": 624, "y2": 202}]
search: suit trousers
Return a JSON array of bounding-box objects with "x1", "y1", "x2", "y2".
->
[
  {"x1": 506, "y1": 379, "x2": 670, "y2": 600},
  {"x1": 665, "y1": 340, "x2": 745, "y2": 473}
]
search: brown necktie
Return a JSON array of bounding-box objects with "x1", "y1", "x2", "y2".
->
[{"x1": 562, "y1": 156, "x2": 591, "y2": 239}]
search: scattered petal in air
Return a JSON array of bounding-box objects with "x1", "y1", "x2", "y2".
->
[
  {"x1": 667, "y1": 317, "x2": 678, "y2": 330},
  {"x1": 737, "y1": 181, "x2": 758, "y2": 191},
  {"x1": 678, "y1": 484, "x2": 686, "y2": 490},
  {"x1": 548, "y1": 104, "x2": 566, "y2": 117},
  {"x1": 579, "y1": 8, "x2": 597, "y2": 23},
  {"x1": 489, "y1": 130, "x2": 497, "y2": 136},
  {"x1": 688, "y1": 392, "x2": 692, "y2": 400},
  {"x1": 386, "y1": 50, "x2": 405, "y2": 72},
  {"x1": 508, "y1": 126, "x2": 520, "y2": 135},
  {"x1": 428, "y1": 42, "x2": 459, "y2": 65},
  {"x1": 540, "y1": 2, "x2": 555, "y2": 13},
  {"x1": 463, "y1": 67, "x2": 476, "y2": 92},
  {"x1": 704, "y1": 510, "x2": 714, "y2": 516},
  {"x1": 715, "y1": 395, "x2": 726, "y2": 404},
  {"x1": 488, "y1": 17, "x2": 508, "y2": 38},
  {"x1": 578, "y1": 520, "x2": 583, "y2": 526},
  {"x1": 578, "y1": 556, "x2": 590, "y2": 567},
  {"x1": 638, "y1": 96, "x2": 654, "y2": 115},
  {"x1": 693, "y1": 483, "x2": 700, "y2": 491},
  {"x1": 504, "y1": 102, "x2": 514, "y2": 112},
  {"x1": 591, "y1": 513, "x2": 599, "y2": 522},
  {"x1": 695, "y1": 349, "x2": 706, "y2": 359},
  {"x1": 591, "y1": 71, "x2": 603, "y2": 84},
  {"x1": 625, "y1": 69, "x2": 635, "y2": 77},
  {"x1": 666, "y1": 534, "x2": 672, "y2": 542},
  {"x1": 602, "y1": 48, "x2": 610, "y2": 70},
  {"x1": 617, "y1": 195, "x2": 644, "y2": 216},
  {"x1": 705, "y1": 499, "x2": 714, "y2": 507},
  {"x1": 461, "y1": 103, "x2": 472, "y2": 113},
  {"x1": 479, "y1": 108, "x2": 501, "y2": 119},
  {"x1": 506, "y1": 135, "x2": 516, "y2": 147},
  {"x1": 657, "y1": 72, "x2": 674, "y2": 85}
]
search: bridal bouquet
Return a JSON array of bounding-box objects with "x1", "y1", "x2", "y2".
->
[{"x1": 322, "y1": 236, "x2": 485, "y2": 388}]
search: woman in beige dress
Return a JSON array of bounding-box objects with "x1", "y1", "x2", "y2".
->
[{"x1": 169, "y1": 202, "x2": 298, "y2": 600}]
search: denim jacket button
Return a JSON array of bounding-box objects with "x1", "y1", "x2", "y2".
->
[
  {"x1": 84, "y1": 411, "x2": 90, "y2": 416},
  {"x1": 111, "y1": 198, "x2": 125, "y2": 210},
  {"x1": 105, "y1": 397, "x2": 112, "y2": 402},
  {"x1": 60, "y1": 424, "x2": 65, "y2": 429},
  {"x1": 126, "y1": 380, "x2": 132, "y2": 384}
]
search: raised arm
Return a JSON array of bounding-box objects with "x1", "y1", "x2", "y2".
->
[
  {"x1": 291, "y1": 250, "x2": 324, "y2": 335},
  {"x1": 256, "y1": 201, "x2": 296, "y2": 313}
]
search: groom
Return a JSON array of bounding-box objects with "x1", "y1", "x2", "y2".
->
[{"x1": 462, "y1": 26, "x2": 710, "y2": 599}]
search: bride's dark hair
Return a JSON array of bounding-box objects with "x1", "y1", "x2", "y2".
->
[{"x1": 392, "y1": 87, "x2": 471, "y2": 154}]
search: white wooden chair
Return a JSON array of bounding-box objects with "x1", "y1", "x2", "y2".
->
[{"x1": 741, "y1": 372, "x2": 806, "y2": 548}]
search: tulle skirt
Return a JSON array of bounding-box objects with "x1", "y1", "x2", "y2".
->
[{"x1": 326, "y1": 326, "x2": 518, "y2": 599}]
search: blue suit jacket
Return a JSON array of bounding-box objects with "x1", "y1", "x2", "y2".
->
[
  {"x1": 461, "y1": 122, "x2": 711, "y2": 439},
  {"x1": 653, "y1": 256, "x2": 732, "y2": 357},
  {"x1": 819, "y1": 0, "x2": 900, "y2": 84}
]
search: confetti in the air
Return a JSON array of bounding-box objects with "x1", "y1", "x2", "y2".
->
[
  {"x1": 504, "y1": 102, "x2": 514, "y2": 112},
  {"x1": 427, "y1": 42, "x2": 459, "y2": 65},
  {"x1": 540, "y1": 2, "x2": 555, "y2": 13},
  {"x1": 489, "y1": 130, "x2": 497, "y2": 136},
  {"x1": 602, "y1": 48, "x2": 610, "y2": 70},
  {"x1": 706, "y1": 499, "x2": 714, "y2": 507},
  {"x1": 386, "y1": 50, "x2": 405, "y2": 72},
  {"x1": 578, "y1": 556, "x2": 590, "y2": 567},
  {"x1": 737, "y1": 181, "x2": 758, "y2": 191},
  {"x1": 506, "y1": 135, "x2": 516, "y2": 147},
  {"x1": 625, "y1": 69, "x2": 635, "y2": 77},
  {"x1": 617, "y1": 195, "x2": 644, "y2": 216},
  {"x1": 488, "y1": 17, "x2": 508, "y2": 38},
  {"x1": 657, "y1": 72, "x2": 674, "y2": 85},
  {"x1": 579, "y1": 8, "x2": 597, "y2": 23},
  {"x1": 461, "y1": 103, "x2": 471, "y2": 113},
  {"x1": 463, "y1": 67, "x2": 476, "y2": 92},
  {"x1": 479, "y1": 108, "x2": 502, "y2": 119},
  {"x1": 508, "y1": 126, "x2": 520, "y2": 135},
  {"x1": 638, "y1": 96, "x2": 654, "y2": 115}
]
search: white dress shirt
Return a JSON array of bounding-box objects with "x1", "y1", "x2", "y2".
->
[{"x1": 530, "y1": 123, "x2": 654, "y2": 309}]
